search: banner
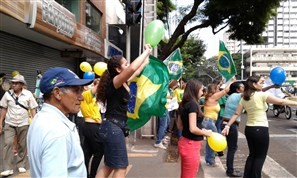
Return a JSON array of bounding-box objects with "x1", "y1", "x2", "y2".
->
[
  {"x1": 217, "y1": 41, "x2": 237, "y2": 81},
  {"x1": 127, "y1": 55, "x2": 169, "y2": 131}
]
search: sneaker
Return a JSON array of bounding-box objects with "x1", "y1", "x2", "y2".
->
[
  {"x1": 0, "y1": 170, "x2": 13, "y2": 176},
  {"x1": 162, "y1": 138, "x2": 170, "y2": 144},
  {"x1": 164, "y1": 136, "x2": 170, "y2": 140},
  {"x1": 18, "y1": 167, "x2": 26, "y2": 173},
  {"x1": 217, "y1": 151, "x2": 224, "y2": 157},
  {"x1": 154, "y1": 143, "x2": 167, "y2": 149},
  {"x1": 206, "y1": 162, "x2": 219, "y2": 167},
  {"x1": 226, "y1": 171, "x2": 242, "y2": 177}
]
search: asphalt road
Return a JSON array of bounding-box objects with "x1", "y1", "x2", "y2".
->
[{"x1": 220, "y1": 109, "x2": 297, "y2": 178}]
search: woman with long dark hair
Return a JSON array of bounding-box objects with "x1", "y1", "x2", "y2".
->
[
  {"x1": 177, "y1": 79, "x2": 212, "y2": 178},
  {"x1": 222, "y1": 81, "x2": 244, "y2": 177},
  {"x1": 95, "y1": 44, "x2": 152, "y2": 178},
  {"x1": 222, "y1": 75, "x2": 297, "y2": 178}
]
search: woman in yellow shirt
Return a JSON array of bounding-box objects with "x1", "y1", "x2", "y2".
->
[
  {"x1": 80, "y1": 78, "x2": 103, "y2": 178},
  {"x1": 203, "y1": 78, "x2": 235, "y2": 166}
]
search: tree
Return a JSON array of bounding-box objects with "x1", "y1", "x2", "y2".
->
[
  {"x1": 231, "y1": 53, "x2": 242, "y2": 79},
  {"x1": 157, "y1": 0, "x2": 176, "y2": 38},
  {"x1": 179, "y1": 36, "x2": 206, "y2": 80},
  {"x1": 194, "y1": 56, "x2": 221, "y2": 85},
  {"x1": 158, "y1": 0, "x2": 281, "y2": 60}
]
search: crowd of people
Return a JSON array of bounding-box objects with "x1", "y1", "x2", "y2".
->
[{"x1": 1, "y1": 48, "x2": 297, "y2": 178}]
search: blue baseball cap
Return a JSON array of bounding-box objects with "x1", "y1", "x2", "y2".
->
[{"x1": 40, "y1": 67, "x2": 93, "y2": 94}]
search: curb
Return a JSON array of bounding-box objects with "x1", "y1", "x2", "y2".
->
[{"x1": 201, "y1": 156, "x2": 229, "y2": 178}]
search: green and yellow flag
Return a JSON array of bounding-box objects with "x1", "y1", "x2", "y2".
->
[
  {"x1": 127, "y1": 55, "x2": 169, "y2": 131},
  {"x1": 217, "y1": 41, "x2": 237, "y2": 81},
  {"x1": 163, "y1": 48, "x2": 183, "y2": 80}
]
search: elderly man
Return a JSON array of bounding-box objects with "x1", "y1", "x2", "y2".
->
[
  {"x1": 0, "y1": 74, "x2": 38, "y2": 176},
  {"x1": 27, "y1": 67, "x2": 93, "y2": 178}
]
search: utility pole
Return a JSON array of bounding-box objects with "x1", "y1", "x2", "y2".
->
[{"x1": 240, "y1": 40, "x2": 244, "y2": 80}]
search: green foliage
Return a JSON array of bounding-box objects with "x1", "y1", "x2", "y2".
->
[
  {"x1": 157, "y1": 0, "x2": 176, "y2": 23},
  {"x1": 231, "y1": 53, "x2": 242, "y2": 79},
  {"x1": 157, "y1": 0, "x2": 281, "y2": 60},
  {"x1": 179, "y1": 36, "x2": 206, "y2": 81},
  {"x1": 201, "y1": 0, "x2": 281, "y2": 44},
  {"x1": 195, "y1": 57, "x2": 221, "y2": 85}
]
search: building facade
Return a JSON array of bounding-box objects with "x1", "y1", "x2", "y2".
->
[
  {"x1": 0, "y1": 0, "x2": 108, "y2": 91},
  {"x1": 223, "y1": 0, "x2": 297, "y2": 83},
  {"x1": 245, "y1": 48, "x2": 297, "y2": 85},
  {"x1": 262, "y1": 0, "x2": 297, "y2": 48}
]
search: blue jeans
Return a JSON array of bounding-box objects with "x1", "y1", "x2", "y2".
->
[
  {"x1": 202, "y1": 118, "x2": 218, "y2": 164},
  {"x1": 98, "y1": 119, "x2": 128, "y2": 168},
  {"x1": 156, "y1": 110, "x2": 169, "y2": 144},
  {"x1": 215, "y1": 116, "x2": 223, "y2": 133}
]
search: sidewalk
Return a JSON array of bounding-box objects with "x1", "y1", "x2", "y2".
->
[
  {"x1": 126, "y1": 136, "x2": 228, "y2": 178},
  {"x1": 2, "y1": 136, "x2": 228, "y2": 178}
]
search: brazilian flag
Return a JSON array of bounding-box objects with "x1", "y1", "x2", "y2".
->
[
  {"x1": 127, "y1": 55, "x2": 169, "y2": 131},
  {"x1": 218, "y1": 41, "x2": 237, "y2": 81},
  {"x1": 163, "y1": 48, "x2": 183, "y2": 80}
]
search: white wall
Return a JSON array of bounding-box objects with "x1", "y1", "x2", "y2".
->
[{"x1": 105, "y1": 0, "x2": 125, "y2": 24}]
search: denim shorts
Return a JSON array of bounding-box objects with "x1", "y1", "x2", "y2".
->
[{"x1": 98, "y1": 119, "x2": 128, "y2": 168}]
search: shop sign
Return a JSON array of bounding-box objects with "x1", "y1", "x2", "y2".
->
[
  {"x1": 41, "y1": 0, "x2": 76, "y2": 38},
  {"x1": 2, "y1": 0, "x2": 103, "y2": 55},
  {"x1": 84, "y1": 30, "x2": 101, "y2": 52}
]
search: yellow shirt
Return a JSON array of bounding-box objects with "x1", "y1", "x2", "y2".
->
[
  {"x1": 240, "y1": 91, "x2": 269, "y2": 127},
  {"x1": 203, "y1": 103, "x2": 220, "y2": 120},
  {"x1": 80, "y1": 90, "x2": 101, "y2": 123},
  {"x1": 173, "y1": 88, "x2": 184, "y2": 103}
]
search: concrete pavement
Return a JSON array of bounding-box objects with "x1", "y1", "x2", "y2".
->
[
  {"x1": 0, "y1": 133, "x2": 227, "y2": 178},
  {"x1": 126, "y1": 136, "x2": 228, "y2": 178}
]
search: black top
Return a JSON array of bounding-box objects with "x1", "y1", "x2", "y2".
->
[
  {"x1": 180, "y1": 100, "x2": 204, "y2": 141},
  {"x1": 105, "y1": 81, "x2": 130, "y2": 122}
]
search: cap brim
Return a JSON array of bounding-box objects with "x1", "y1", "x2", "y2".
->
[
  {"x1": 66, "y1": 79, "x2": 93, "y2": 86},
  {"x1": 10, "y1": 79, "x2": 26, "y2": 84}
]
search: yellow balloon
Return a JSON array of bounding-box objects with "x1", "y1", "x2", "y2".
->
[
  {"x1": 12, "y1": 70, "x2": 20, "y2": 77},
  {"x1": 207, "y1": 133, "x2": 227, "y2": 152},
  {"x1": 80, "y1": 62, "x2": 92, "y2": 72},
  {"x1": 94, "y1": 62, "x2": 107, "y2": 76}
]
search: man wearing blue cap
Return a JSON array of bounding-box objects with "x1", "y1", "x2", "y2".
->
[{"x1": 27, "y1": 67, "x2": 93, "y2": 178}]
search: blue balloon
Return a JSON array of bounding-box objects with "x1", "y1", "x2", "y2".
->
[
  {"x1": 270, "y1": 67, "x2": 286, "y2": 85},
  {"x1": 83, "y1": 72, "x2": 95, "y2": 80}
]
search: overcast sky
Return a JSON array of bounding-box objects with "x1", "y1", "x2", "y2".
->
[{"x1": 175, "y1": 0, "x2": 226, "y2": 58}]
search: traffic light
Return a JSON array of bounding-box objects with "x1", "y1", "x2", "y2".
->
[{"x1": 125, "y1": 0, "x2": 142, "y2": 26}]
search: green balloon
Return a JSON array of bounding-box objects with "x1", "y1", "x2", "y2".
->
[{"x1": 144, "y1": 20, "x2": 165, "y2": 48}]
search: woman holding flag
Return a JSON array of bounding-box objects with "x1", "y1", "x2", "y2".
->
[{"x1": 95, "y1": 44, "x2": 152, "y2": 178}]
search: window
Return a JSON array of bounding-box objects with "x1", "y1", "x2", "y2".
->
[
  {"x1": 85, "y1": 1, "x2": 102, "y2": 34},
  {"x1": 55, "y1": 0, "x2": 80, "y2": 21}
]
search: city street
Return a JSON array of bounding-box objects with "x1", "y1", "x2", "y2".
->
[
  {"x1": 221, "y1": 109, "x2": 297, "y2": 178},
  {"x1": 0, "y1": 109, "x2": 296, "y2": 178}
]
